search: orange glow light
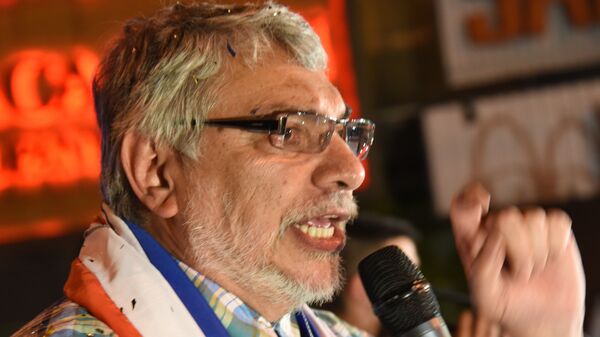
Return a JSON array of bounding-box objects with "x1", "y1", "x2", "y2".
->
[{"x1": 0, "y1": 47, "x2": 100, "y2": 192}]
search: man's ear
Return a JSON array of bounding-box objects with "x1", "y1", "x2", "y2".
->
[{"x1": 120, "y1": 131, "x2": 179, "y2": 219}]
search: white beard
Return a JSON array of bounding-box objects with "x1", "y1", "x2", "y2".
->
[{"x1": 179, "y1": 182, "x2": 357, "y2": 309}]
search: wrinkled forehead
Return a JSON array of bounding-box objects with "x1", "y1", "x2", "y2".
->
[{"x1": 210, "y1": 55, "x2": 347, "y2": 120}]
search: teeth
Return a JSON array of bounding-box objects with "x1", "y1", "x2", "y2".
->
[{"x1": 296, "y1": 224, "x2": 335, "y2": 239}]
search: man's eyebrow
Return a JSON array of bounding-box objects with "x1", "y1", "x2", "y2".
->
[
  {"x1": 250, "y1": 103, "x2": 349, "y2": 118},
  {"x1": 250, "y1": 104, "x2": 314, "y2": 116}
]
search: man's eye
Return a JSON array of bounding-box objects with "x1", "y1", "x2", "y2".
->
[
  {"x1": 284, "y1": 128, "x2": 300, "y2": 143},
  {"x1": 284, "y1": 125, "x2": 312, "y2": 150}
]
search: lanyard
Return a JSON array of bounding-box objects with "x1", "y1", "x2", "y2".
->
[
  {"x1": 295, "y1": 311, "x2": 322, "y2": 337},
  {"x1": 127, "y1": 221, "x2": 321, "y2": 337}
]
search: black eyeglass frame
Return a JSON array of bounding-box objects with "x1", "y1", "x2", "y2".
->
[{"x1": 201, "y1": 111, "x2": 375, "y2": 160}]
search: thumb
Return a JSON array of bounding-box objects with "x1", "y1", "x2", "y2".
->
[{"x1": 450, "y1": 182, "x2": 491, "y2": 245}]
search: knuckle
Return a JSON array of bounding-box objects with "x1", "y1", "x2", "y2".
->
[
  {"x1": 547, "y1": 208, "x2": 568, "y2": 218},
  {"x1": 496, "y1": 207, "x2": 522, "y2": 225},
  {"x1": 547, "y1": 209, "x2": 572, "y2": 228},
  {"x1": 524, "y1": 207, "x2": 545, "y2": 220}
]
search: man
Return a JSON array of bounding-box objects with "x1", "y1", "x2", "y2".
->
[{"x1": 13, "y1": 2, "x2": 585, "y2": 337}]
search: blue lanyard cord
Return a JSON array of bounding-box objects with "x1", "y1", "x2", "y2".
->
[
  {"x1": 295, "y1": 311, "x2": 322, "y2": 337},
  {"x1": 127, "y1": 221, "x2": 230, "y2": 337}
]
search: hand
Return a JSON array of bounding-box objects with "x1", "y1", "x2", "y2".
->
[
  {"x1": 456, "y1": 309, "x2": 509, "y2": 337},
  {"x1": 449, "y1": 183, "x2": 585, "y2": 337}
]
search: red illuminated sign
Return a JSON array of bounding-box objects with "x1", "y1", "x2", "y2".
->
[
  {"x1": 467, "y1": 0, "x2": 600, "y2": 43},
  {"x1": 0, "y1": 47, "x2": 100, "y2": 192}
]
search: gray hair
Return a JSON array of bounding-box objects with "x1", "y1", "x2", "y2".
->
[{"x1": 93, "y1": 2, "x2": 328, "y2": 222}]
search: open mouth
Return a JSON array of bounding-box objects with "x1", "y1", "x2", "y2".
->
[
  {"x1": 292, "y1": 213, "x2": 349, "y2": 244},
  {"x1": 297, "y1": 224, "x2": 335, "y2": 239}
]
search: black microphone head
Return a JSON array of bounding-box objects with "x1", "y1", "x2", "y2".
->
[{"x1": 358, "y1": 245, "x2": 442, "y2": 334}]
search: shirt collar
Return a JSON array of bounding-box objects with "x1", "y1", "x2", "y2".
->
[{"x1": 177, "y1": 260, "x2": 302, "y2": 337}]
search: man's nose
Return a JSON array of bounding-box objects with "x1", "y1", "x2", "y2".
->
[{"x1": 311, "y1": 134, "x2": 366, "y2": 192}]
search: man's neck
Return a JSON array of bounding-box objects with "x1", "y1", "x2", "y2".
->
[{"x1": 144, "y1": 218, "x2": 189, "y2": 263}]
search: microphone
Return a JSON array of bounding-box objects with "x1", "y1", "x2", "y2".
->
[{"x1": 358, "y1": 245, "x2": 451, "y2": 337}]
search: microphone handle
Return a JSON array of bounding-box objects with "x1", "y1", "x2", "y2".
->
[{"x1": 396, "y1": 316, "x2": 451, "y2": 337}]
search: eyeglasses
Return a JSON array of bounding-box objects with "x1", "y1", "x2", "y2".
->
[{"x1": 202, "y1": 111, "x2": 375, "y2": 160}]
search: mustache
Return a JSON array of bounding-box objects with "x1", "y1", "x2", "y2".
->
[{"x1": 279, "y1": 193, "x2": 358, "y2": 235}]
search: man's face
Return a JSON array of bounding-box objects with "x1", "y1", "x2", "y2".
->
[{"x1": 177, "y1": 50, "x2": 366, "y2": 308}]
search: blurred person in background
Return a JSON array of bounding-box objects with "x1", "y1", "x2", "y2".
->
[
  {"x1": 11, "y1": 1, "x2": 585, "y2": 337},
  {"x1": 323, "y1": 212, "x2": 510, "y2": 337},
  {"x1": 319, "y1": 212, "x2": 421, "y2": 336}
]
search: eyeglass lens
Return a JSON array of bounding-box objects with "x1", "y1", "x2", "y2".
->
[
  {"x1": 343, "y1": 121, "x2": 374, "y2": 160},
  {"x1": 268, "y1": 113, "x2": 374, "y2": 159}
]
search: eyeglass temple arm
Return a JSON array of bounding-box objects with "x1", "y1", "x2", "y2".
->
[{"x1": 203, "y1": 119, "x2": 284, "y2": 134}]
